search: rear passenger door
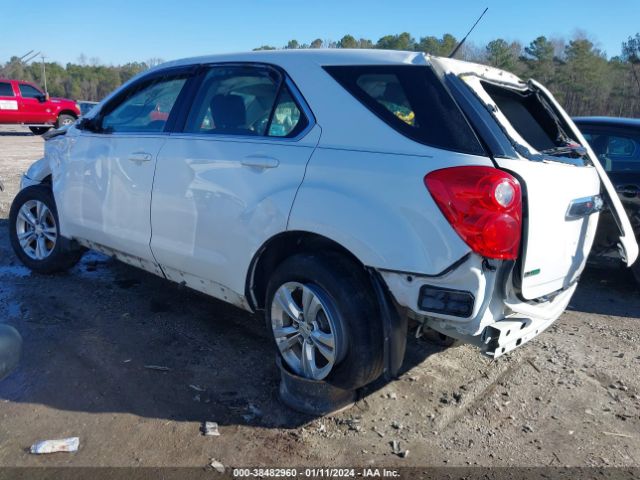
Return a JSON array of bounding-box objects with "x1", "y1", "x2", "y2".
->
[
  {"x1": 0, "y1": 81, "x2": 19, "y2": 123},
  {"x1": 150, "y1": 64, "x2": 320, "y2": 302}
]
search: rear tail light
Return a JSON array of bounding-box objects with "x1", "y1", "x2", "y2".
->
[{"x1": 424, "y1": 166, "x2": 522, "y2": 260}]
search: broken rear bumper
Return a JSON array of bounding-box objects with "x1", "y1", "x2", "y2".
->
[
  {"x1": 481, "y1": 282, "x2": 577, "y2": 358},
  {"x1": 379, "y1": 255, "x2": 578, "y2": 359}
]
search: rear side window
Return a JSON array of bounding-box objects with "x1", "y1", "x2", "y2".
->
[
  {"x1": 0, "y1": 82, "x2": 14, "y2": 96},
  {"x1": 324, "y1": 65, "x2": 484, "y2": 155},
  {"x1": 268, "y1": 88, "x2": 303, "y2": 137}
]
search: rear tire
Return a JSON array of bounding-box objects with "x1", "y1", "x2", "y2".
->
[
  {"x1": 55, "y1": 114, "x2": 76, "y2": 129},
  {"x1": 265, "y1": 252, "x2": 384, "y2": 390},
  {"x1": 29, "y1": 126, "x2": 51, "y2": 135},
  {"x1": 9, "y1": 185, "x2": 83, "y2": 274}
]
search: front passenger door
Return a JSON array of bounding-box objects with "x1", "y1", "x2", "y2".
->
[
  {"x1": 55, "y1": 68, "x2": 192, "y2": 269},
  {"x1": 18, "y1": 83, "x2": 51, "y2": 124}
]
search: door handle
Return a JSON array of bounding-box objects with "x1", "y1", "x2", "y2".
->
[
  {"x1": 128, "y1": 152, "x2": 153, "y2": 164},
  {"x1": 241, "y1": 154, "x2": 279, "y2": 169}
]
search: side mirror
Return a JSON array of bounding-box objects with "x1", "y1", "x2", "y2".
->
[
  {"x1": 78, "y1": 116, "x2": 100, "y2": 132},
  {"x1": 36, "y1": 94, "x2": 47, "y2": 103}
]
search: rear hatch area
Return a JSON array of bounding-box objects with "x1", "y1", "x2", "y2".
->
[{"x1": 431, "y1": 57, "x2": 638, "y2": 301}]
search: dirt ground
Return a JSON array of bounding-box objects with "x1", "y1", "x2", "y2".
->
[{"x1": 0, "y1": 125, "x2": 639, "y2": 469}]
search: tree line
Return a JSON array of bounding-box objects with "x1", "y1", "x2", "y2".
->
[
  {"x1": 256, "y1": 32, "x2": 640, "y2": 117},
  {"x1": 0, "y1": 57, "x2": 163, "y2": 102},
  {"x1": 1, "y1": 33, "x2": 639, "y2": 117}
]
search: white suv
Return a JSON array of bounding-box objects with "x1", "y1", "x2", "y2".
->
[{"x1": 10, "y1": 50, "x2": 638, "y2": 391}]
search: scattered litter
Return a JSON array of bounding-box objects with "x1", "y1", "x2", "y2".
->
[
  {"x1": 602, "y1": 431, "x2": 633, "y2": 439},
  {"x1": 390, "y1": 440, "x2": 400, "y2": 454},
  {"x1": 390, "y1": 440, "x2": 408, "y2": 458},
  {"x1": 388, "y1": 392, "x2": 397, "y2": 400},
  {"x1": 193, "y1": 394, "x2": 201, "y2": 403},
  {"x1": 523, "y1": 425, "x2": 534, "y2": 433},
  {"x1": 203, "y1": 421, "x2": 220, "y2": 436},
  {"x1": 30, "y1": 437, "x2": 79, "y2": 454},
  {"x1": 189, "y1": 384, "x2": 206, "y2": 392},
  {"x1": 373, "y1": 428, "x2": 385, "y2": 438},
  {"x1": 526, "y1": 358, "x2": 541, "y2": 373},
  {"x1": 391, "y1": 421, "x2": 402, "y2": 430},
  {"x1": 210, "y1": 459, "x2": 225, "y2": 473},
  {"x1": 144, "y1": 365, "x2": 170, "y2": 371},
  {"x1": 123, "y1": 359, "x2": 131, "y2": 363}
]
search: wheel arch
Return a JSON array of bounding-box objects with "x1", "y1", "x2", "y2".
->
[
  {"x1": 58, "y1": 109, "x2": 78, "y2": 120},
  {"x1": 245, "y1": 230, "x2": 370, "y2": 312},
  {"x1": 247, "y1": 229, "x2": 409, "y2": 379}
]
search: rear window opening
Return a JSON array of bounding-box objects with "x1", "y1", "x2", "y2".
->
[{"x1": 481, "y1": 81, "x2": 588, "y2": 165}]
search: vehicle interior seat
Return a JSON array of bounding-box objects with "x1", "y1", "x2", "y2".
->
[{"x1": 210, "y1": 94, "x2": 255, "y2": 135}]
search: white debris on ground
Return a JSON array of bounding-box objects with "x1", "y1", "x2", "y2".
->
[
  {"x1": 30, "y1": 437, "x2": 79, "y2": 454},
  {"x1": 203, "y1": 421, "x2": 220, "y2": 436},
  {"x1": 209, "y1": 458, "x2": 225, "y2": 472}
]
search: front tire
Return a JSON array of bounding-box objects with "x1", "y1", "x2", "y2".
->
[
  {"x1": 55, "y1": 114, "x2": 76, "y2": 129},
  {"x1": 29, "y1": 126, "x2": 51, "y2": 135},
  {"x1": 266, "y1": 253, "x2": 384, "y2": 390},
  {"x1": 9, "y1": 185, "x2": 83, "y2": 274}
]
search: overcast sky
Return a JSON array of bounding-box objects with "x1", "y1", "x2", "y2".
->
[{"x1": 3, "y1": 0, "x2": 639, "y2": 65}]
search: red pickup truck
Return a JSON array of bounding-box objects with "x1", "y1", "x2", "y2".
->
[{"x1": 0, "y1": 79, "x2": 81, "y2": 135}]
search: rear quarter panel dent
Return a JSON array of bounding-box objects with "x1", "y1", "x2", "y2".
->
[{"x1": 288, "y1": 148, "x2": 484, "y2": 275}]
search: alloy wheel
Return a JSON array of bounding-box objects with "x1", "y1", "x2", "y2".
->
[
  {"x1": 270, "y1": 282, "x2": 344, "y2": 380},
  {"x1": 15, "y1": 200, "x2": 57, "y2": 260}
]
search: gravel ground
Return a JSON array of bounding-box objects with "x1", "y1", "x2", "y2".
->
[{"x1": 0, "y1": 125, "x2": 639, "y2": 468}]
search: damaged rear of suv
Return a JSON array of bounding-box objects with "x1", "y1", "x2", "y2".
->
[{"x1": 375, "y1": 56, "x2": 638, "y2": 359}]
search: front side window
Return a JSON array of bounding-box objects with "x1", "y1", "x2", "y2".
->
[
  {"x1": 0, "y1": 82, "x2": 14, "y2": 96},
  {"x1": 584, "y1": 130, "x2": 640, "y2": 172},
  {"x1": 101, "y1": 75, "x2": 187, "y2": 133},
  {"x1": 324, "y1": 65, "x2": 484, "y2": 155},
  {"x1": 185, "y1": 66, "x2": 307, "y2": 138},
  {"x1": 19, "y1": 84, "x2": 42, "y2": 98}
]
